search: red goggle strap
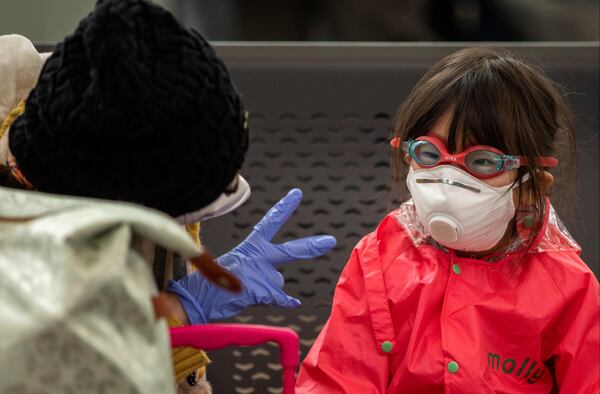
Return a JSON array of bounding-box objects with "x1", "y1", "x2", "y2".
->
[{"x1": 519, "y1": 156, "x2": 559, "y2": 168}]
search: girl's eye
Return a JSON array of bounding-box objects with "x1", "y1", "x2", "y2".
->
[
  {"x1": 466, "y1": 151, "x2": 502, "y2": 174},
  {"x1": 422, "y1": 151, "x2": 440, "y2": 160},
  {"x1": 414, "y1": 142, "x2": 441, "y2": 165},
  {"x1": 472, "y1": 158, "x2": 495, "y2": 166}
]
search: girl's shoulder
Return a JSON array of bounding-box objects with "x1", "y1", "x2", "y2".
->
[
  {"x1": 532, "y1": 247, "x2": 599, "y2": 301},
  {"x1": 350, "y1": 202, "x2": 421, "y2": 267},
  {"x1": 516, "y1": 205, "x2": 598, "y2": 306},
  {"x1": 526, "y1": 204, "x2": 597, "y2": 289},
  {"x1": 533, "y1": 205, "x2": 581, "y2": 254},
  {"x1": 359, "y1": 200, "x2": 438, "y2": 254}
]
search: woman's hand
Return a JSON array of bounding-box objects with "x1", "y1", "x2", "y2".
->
[{"x1": 167, "y1": 189, "x2": 336, "y2": 324}]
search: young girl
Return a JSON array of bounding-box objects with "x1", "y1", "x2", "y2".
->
[{"x1": 296, "y1": 47, "x2": 599, "y2": 393}]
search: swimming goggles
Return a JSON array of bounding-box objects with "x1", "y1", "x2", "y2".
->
[{"x1": 391, "y1": 136, "x2": 558, "y2": 178}]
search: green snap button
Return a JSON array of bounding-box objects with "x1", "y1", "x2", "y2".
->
[
  {"x1": 452, "y1": 263, "x2": 461, "y2": 275},
  {"x1": 381, "y1": 341, "x2": 393, "y2": 353},
  {"x1": 524, "y1": 216, "x2": 535, "y2": 229},
  {"x1": 447, "y1": 361, "x2": 459, "y2": 373}
]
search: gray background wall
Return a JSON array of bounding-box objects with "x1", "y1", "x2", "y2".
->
[{"x1": 0, "y1": 0, "x2": 176, "y2": 43}]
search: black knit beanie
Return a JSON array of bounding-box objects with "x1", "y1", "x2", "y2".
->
[{"x1": 9, "y1": 0, "x2": 248, "y2": 217}]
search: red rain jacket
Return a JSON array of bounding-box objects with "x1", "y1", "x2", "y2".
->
[{"x1": 296, "y1": 200, "x2": 599, "y2": 393}]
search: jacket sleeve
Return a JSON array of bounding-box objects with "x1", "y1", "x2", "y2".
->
[
  {"x1": 295, "y1": 246, "x2": 389, "y2": 394},
  {"x1": 545, "y1": 258, "x2": 600, "y2": 393}
]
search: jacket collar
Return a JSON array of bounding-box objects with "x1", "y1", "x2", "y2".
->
[{"x1": 392, "y1": 198, "x2": 580, "y2": 261}]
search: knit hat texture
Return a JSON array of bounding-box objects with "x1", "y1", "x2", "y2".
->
[{"x1": 10, "y1": 0, "x2": 248, "y2": 217}]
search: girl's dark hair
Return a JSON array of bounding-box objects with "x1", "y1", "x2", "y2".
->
[{"x1": 391, "y1": 46, "x2": 577, "y2": 254}]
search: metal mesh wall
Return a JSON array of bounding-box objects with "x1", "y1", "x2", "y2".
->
[{"x1": 199, "y1": 44, "x2": 598, "y2": 393}]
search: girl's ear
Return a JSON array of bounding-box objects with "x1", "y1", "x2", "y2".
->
[
  {"x1": 519, "y1": 170, "x2": 554, "y2": 206},
  {"x1": 403, "y1": 153, "x2": 411, "y2": 165},
  {"x1": 539, "y1": 171, "x2": 554, "y2": 195}
]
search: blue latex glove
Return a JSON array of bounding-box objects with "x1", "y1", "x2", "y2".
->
[{"x1": 167, "y1": 189, "x2": 337, "y2": 324}]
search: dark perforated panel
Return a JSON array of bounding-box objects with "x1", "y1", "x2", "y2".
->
[
  {"x1": 199, "y1": 44, "x2": 598, "y2": 393},
  {"x1": 203, "y1": 111, "x2": 394, "y2": 393}
]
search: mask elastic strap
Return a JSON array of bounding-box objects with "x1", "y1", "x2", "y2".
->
[{"x1": 516, "y1": 172, "x2": 531, "y2": 187}]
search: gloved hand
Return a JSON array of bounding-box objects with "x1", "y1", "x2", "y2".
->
[{"x1": 167, "y1": 189, "x2": 337, "y2": 324}]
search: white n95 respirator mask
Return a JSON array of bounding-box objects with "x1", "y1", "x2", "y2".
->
[{"x1": 406, "y1": 165, "x2": 525, "y2": 252}]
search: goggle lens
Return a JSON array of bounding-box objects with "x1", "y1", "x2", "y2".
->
[
  {"x1": 465, "y1": 150, "x2": 504, "y2": 175},
  {"x1": 412, "y1": 141, "x2": 441, "y2": 166}
]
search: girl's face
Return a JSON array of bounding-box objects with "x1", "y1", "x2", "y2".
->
[
  {"x1": 407, "y1": 110, "x2": 523, "y2": 256},
  {"x1": 409, "y1": 110, "x2": 519, "y2": 188}
]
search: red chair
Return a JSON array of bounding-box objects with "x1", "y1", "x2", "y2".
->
[{"x1": 170, "y1": 324, "x2": 299, "y2": 394}]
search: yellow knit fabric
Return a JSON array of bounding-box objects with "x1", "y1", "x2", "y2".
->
[
  {"x1": 0, "y1": 100, "x2": 25, "y2": 140},
  {"x1": 185, "y1": 222, "x2": 201, "y2": 272},
  {"x1": 185, "y1": 222, "x2": 201, "y2": 247},
  {"x1": 168, "y1": 315, "x2": 210, "y2": 382},
  {"x1": 169, "y1": 222, "x2": 208, "y2": 383}
]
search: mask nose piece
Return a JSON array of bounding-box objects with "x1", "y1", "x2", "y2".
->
[{"x1": 428, "y1": 214, "x2": 461, "y2": 244}]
